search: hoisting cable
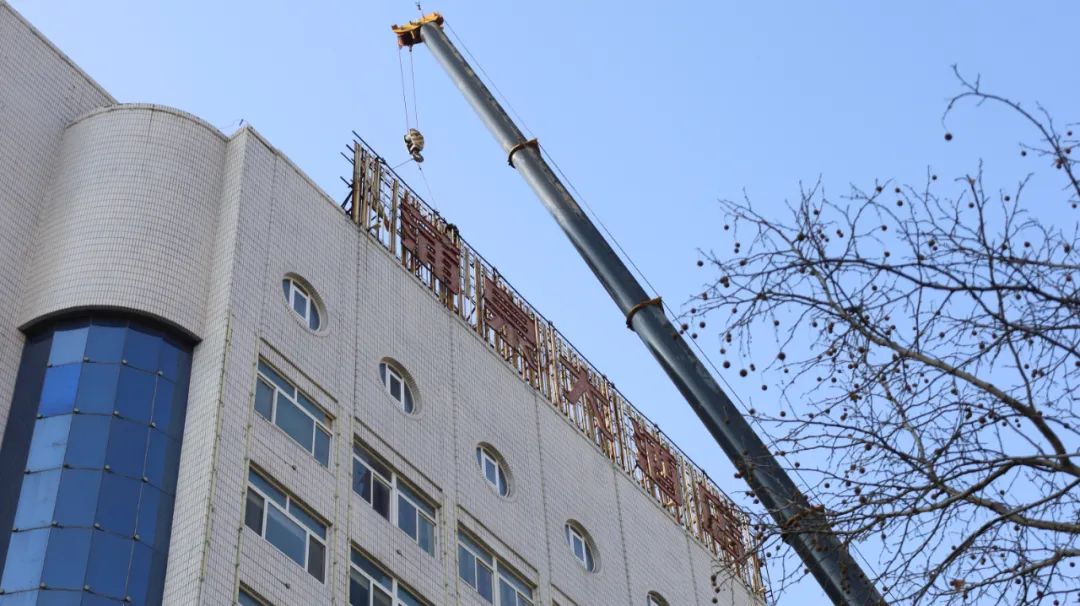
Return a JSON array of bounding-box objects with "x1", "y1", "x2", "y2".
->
[{"x1": 397, "y1": 50, "x2": 411, "y2": 130}]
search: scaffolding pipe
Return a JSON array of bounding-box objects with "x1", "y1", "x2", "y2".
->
[{"x1": 412, "y1": 17, "x2": 885, "y2": 606}]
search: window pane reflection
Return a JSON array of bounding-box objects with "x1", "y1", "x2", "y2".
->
[
  {"x1": 13, "y1": 469, "x2": 60, "y2": 529},
  {"x1": 26, "y1": 415, "x2": 72, "y2": 471},
  {"x1": 39, "y1": 365, "x2": 81, "y2": 416},
  {"x1": 75, "y1": 364, "x2": 120, "y2": 414},
  {"x1": 1, "y1": 528, "x2": 49, "y2": 590},
  {"x1": 42, "y1": 528, "x2": 91, "y2": 589}
]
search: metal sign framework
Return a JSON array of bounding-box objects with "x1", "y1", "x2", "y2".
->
[{"x1": 342, "y1": 138, "x2": 764, "y2": 594}]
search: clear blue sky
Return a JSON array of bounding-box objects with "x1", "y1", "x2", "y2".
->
[{"x1": 13, "y1": 1, "x2": 1079, "y2": 603}]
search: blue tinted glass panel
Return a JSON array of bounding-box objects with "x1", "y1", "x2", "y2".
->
[
  {"x1": 26, "y1": 415, "x2": 72, "y2": 471},
  {"x1": 264, "y1": 507, "x2": 306, "y2": 567},
  {"x1": 36, "y1": 591, "x2": 83, "y2": 606},
  {"x1": 458, "y1": 545, "x2": 474, "y2": 585},
  {"x1": 74, "y1": 364, "x2": 120, "y2": 415},
  {"x1": 499, "y1": 580, "x2": 518, "y2": 606},
  {"x1": 292, "y1": 294, "x2": 307, "y2": 319},
  {"x1": 398, "y1": 496, "x2": 417, "y2": 540},
  {"x1": 353, "y1": 552, "x2": 391, "y2": 590},
  {"x1": 398, "y1": 586, "x2": 424, "y2": 606},
  {"x1": 144, "y1": 430, "x2": 179, "y2": 492},
  {"x1": 53, "y1": 469, "x2": 102, "y2": 528},
  {"x1": 245, "y1": 491, "x2": 264, "y2": 534},
  {"x1": 476, "y1": 563, "x2": 493, "y2": 601},
  {"x1": 353, "y1": 459, "x2": 371, "y2": 502},
  {"x1": 85, "y1": 531, "x2": 131, "y2": 598},
  {"x1": 307, "y1": 536, "x2": 325, "y2": 581},
  {"x1": 82, "y1": 594, "x2": 126, "y2": 606},
  {"x1": 151, "y1": 378, "x2": 184, "y2": 438},
  {"x1": 136, "y1": 485, "x2": 171, "y2": 552},
  {"x1": 42, "y1": 527, "x2": 91, "y2": 589},
  {"x1": 115, "y1": 367, "x2": 155, "y2": 423},
  {"x1": 104, "y1": 418, "x2": 148, "y2": 478},
  {"x1": 295, "y1": 393, "x2": 326, "y2": 425},
  {"x1": 0, "y1": 528, "x2": 48, "y2": 590},
  {"x1": 257, "y1": 362, "x2": 293, "y2": 397},
  {"x1": 254, "y1": 379, "x2": 273, "y2": 421},
  {"x1": 96, "y1": 474, "x2": 139, "y2": 535},
  {"x1": 418, "y1": 517, "x2": 435, "y2": 556},
  {"x1": 275, "y1": 396, "x2": 313, "y2": 452},
  {"x1": 84, "y1": 320, "x2": 126, "y2": 363},
  {"x1": 239, "y1": 588, "x2": 264, "y2": 606},
  {"x1": 13, "y1": 469, "x2": 60, "y2": 529},
  {"x1": 39, "y1": 365, "x2": 81, "y2": 416},
  {"x1": 64, "y1": 415, "x2": 110, "y2": 469},
  {"x1": 282, "y1": 279, "x2": 291, "y2": 300},
  {"x1": 248, "y1": 471, "x2": 286, "y2": 508},
  {"x1": 0, "y1": 591, "x2": 40, "y2": 606},
  {"x1": 121, "y1": 326, "x2": 160, "y2": 372},
  {"x1": 349, "y1": 571, "x2": 371, "y2": 606},
  {"x1": 125, "y1": 541, "x2": 153, "y2": 605},
  {"x1": 157, "y1": 339, "x2": 184, "y2": 380},
  {"x1": 287, "y1": 503, "x2": 325, "y2": 539},
  {"x1": 48, "y1": 327, "x2": 88, "y2": 366},
  {"x1": 314, "y1": 428, "x2": 330, "y2": 467},
  {"x1": 308, "y1": 304, "x2": 320, "y2": 330}
]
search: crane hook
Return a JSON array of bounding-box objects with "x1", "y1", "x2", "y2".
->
[{"x1": 404, "y1": 128, "x2": 425, "y2": 163}]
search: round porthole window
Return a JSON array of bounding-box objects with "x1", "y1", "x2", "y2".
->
[
  {"x1": 564, "y1": 521, "x2": 598, "y2": 572},
  {"x1": 475, "y1": 444, "x2": 510, "y2": 497},
  {"x1": 282, "y1": 276, "x2": 322, "y2": 331}
]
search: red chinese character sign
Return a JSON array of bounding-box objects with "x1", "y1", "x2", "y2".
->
[
  {"x1": 696, "y1": 482, "x2": 746, "y2": 564},
  {"x1": 483, "y1": 277, "x2": 538, "y2": 370},
  {"x1": 561, "y1": 356, "x2": 614, "y2": 448},
  {"x1": 631, "y1": 419, "x2": 682, "y2": 507},
  {"x1": 400, "y1": 201, "x2": 460, "y2": 294}
]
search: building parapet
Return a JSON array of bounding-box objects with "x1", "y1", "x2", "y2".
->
[{"x1": 340, "y1": 135, "x2": 764, "y2": 595}]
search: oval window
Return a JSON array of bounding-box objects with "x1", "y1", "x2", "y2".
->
[
  {"x1": 379, "y1": 361, "x2": 415, "y2": 414},
  {"x1": 282, "y1": 277, "x2": 321, "y2": 331},
  {"x1": 564, "y1": 521, "x2": 597, "y2": 572},
  {"x1": 475, "y1": 445, "x2": 509, "y2": 497}
]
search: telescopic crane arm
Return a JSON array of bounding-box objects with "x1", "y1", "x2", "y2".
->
[{"x1": 392, "y1": 13, "x2": 887, "y2": 606}]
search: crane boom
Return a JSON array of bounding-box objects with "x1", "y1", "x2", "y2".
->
[{"x1": 395, "y1": 13, "x2": 887, "y2": 606}]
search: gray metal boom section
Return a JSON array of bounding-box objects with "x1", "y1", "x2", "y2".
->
[{"x1": 419, "y1": 21, "x2": 886, "y2": 606}]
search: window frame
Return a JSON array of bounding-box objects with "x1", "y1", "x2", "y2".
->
[
  {"x1": 350, "y1": 547, "x2": 429, "y2": 606},
  {"x1": 379, "y1": 361, "x2": 415, "y2": 414},
  {"x1": 255, "y1": 360, "x2": 332, "y2": 466},
  {"x1": 352, "y1": 443, "x2": 437, "y2": 556},
  {"x1": 457, "y1": 529, "x2": 534, "y2": 606},
  {"x1": 475, "y1": 445, "x2": 509, "y2": 497},
  {"x1": 244, "y1": 467, "x2": 327, "y2": 582},
  {"x1": 564, "y1": 523, "x2": 595, "y2": 572},
  {"x1": 282, "y1": 277, "x2": 321, "y2": 331},
  {"x1": 238, "y1": 585, "x2": 273, "y2": 606}
]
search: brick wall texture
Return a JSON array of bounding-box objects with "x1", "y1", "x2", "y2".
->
[{"x1": 0, "y1": 3, "x2": 761, "y2": 605}]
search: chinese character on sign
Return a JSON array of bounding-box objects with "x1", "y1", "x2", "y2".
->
[
  {"x1": 483, "y1": 277, "x2": 538, "y2": 367},
  {"x1": 562, "y1": 356, "x2": 613, "y2": 443},
  {"x1": 631, "y1": 419, "x2": 682, "y2": 506},
  {"x1": 696, "y1": 482, "x2": 745, "y2": 562},
  {"x1": 400, "y1": 201, "x2": 460, "y2": 293}
]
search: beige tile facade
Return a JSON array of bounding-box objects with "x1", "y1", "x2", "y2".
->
[{"x1": 0, "y1": 3, "x2": 762, "y2": 605}]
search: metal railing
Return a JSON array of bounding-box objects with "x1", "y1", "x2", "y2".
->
[{"x1": 340, "y1": 135, "x2": 764, "y2": 595}]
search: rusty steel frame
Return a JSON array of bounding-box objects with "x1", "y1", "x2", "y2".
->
[{"x1": 342, "y1": 138, "x2": 764, "y2": 594}]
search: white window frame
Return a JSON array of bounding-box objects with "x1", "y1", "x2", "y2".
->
[
  {"x1": 352, "y1": 443, "x2": 437, "y2": 556},
  {"x1": 476, "y1": 446, "x2": 509, "y2": 496},
  {"x1": 457, "y1": 530, "x2": 534, "y2": 606},
  {"x1": 255, "y1": 360, "x2": 332, "y2": 466},
  {"x1": 379, "y1": 361, "x2": 415, "y2": 413},
  {"x1": 238, "y1": 586, "x2": 273, "y2": 606},
  {"x1": 565, "y1": 523, "x2": 595, "y2": 571},
  {"x1": 283, "y1": 277, "x2": 320, "y2": 330},
  {"x1": 245, "y1": 468, "x2": 327, "y2": 582},
  {"x1": 350, "y1": 548, "x2": 428, "y2": 606}
]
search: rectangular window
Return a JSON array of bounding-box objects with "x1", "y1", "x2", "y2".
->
[
  {"x1": 350, "y1": 547, "x2": 429, "y2": 606},
  {"x1": 255, "y1": 360, "x2": 332, "y2": 466},
  {"x1": 352, "y1": 443, "x2": 437, "y2": 556},
  {"x1": 457, "y1": 529, "x2": 533, "y2": 606},
  {"x1": 244, "y1": 467, "x2": 327, "y2": 582}
]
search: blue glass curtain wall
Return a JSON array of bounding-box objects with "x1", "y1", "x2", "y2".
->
[{"x1": 0, "y1": 317, "x2": 193, "y2": 606}]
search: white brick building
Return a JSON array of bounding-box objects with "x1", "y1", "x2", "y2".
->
[{"x1": 0, "y1": 3, "x2": 764, "y2": 605}]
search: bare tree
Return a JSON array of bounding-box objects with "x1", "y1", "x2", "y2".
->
[{"x1": 691, "y1": 71, "x2": 1079, "y2": 605}]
